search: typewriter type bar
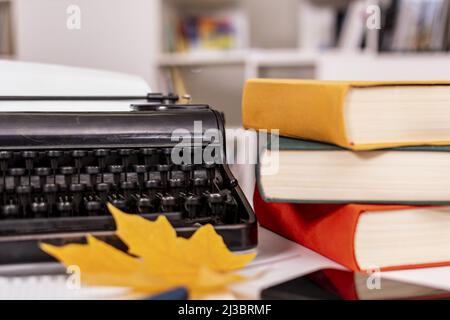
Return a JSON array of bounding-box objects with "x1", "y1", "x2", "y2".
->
[{"x1": 0, "y1": 97, "x2": 257, "y2": 264}]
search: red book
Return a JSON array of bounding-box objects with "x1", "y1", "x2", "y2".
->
[{"x1": 254, "y1": 187, "x2": 450, "y2": 271}]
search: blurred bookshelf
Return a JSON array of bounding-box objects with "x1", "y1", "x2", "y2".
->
[
  {"x1": 0, "y1": 0, "x2": 14, "y2": 59},
  {"x1": 156, "y1": 0, "x2": 450, "y2": 127}
]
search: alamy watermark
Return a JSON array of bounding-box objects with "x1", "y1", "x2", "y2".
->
[
  {"x1": 66, "y1": 5, "x2": 81, "y2": 30},
  {"x1": 170, "y1": 121, "x2": 280, "y2": 175}
]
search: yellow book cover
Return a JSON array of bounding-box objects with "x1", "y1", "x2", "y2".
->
[{"x1": 242, "y1": 79, "x2": 450, "y2": 150}]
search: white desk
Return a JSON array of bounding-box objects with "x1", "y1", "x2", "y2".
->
[{"x1": 2, "y1": 225, "x2": 450, "y2": 300}]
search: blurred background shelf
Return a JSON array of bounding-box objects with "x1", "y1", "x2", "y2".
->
[{"x1": 3, "y1": 0, "x2": 450, "y2": 127}]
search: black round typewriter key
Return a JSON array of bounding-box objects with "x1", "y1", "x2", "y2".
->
[
  {"x1": 0, "y1": 151, "x2": 12, "y2": 186},
  {"x1": 17, "y1": 185, "x2": 32, "y2": 217},
  {"x1": 184, "y1": 195, "x2": 202, "y2": 219},
  {"x1": 118, "y1": 149, "x2": 133, "y2": 156},
  {"x1": 145, "y1": 178, "x2": 161, "y2": 203},
  {"x1": 206, "y1": 193, "x2": 225, "y2": 220},
  {"x1": 169, "y1": 178, "x2": 184, "y2": 198},
  {"x1": 47, "y1": 150, "x2": 63, "y2": 183},
  {"x1": 48, "y1": 150, "x2": 63, "y2": 158},
  {"x1": 204, "y1": 162, "x2": 216, "y2": 190},
  {"x1": 141, "y1": 148, "x2": 158, "y2": 168},
  {"x1": 2, "y1": 204, "x2": 19, "y2": 218},
  {"x1": 133, "y1": 165, "x2": 148, "y2": 191},
  {"x1": 94, "y1": 149, "x2": 109, "y2": 180},
  {"x1": 193, "y1": 177, "x2": 208, "y2": 196},
  {"x1": 35, "y1": 167, "x2": 51, "y2": 190},
  {"x1": 85, "y1": 166, "x2": 100, "y2": 189},
  {"x1": 60, "y1": 166, "x2": 75, "y2": 190},
  {"x1": 22, "y1": 151, "x2": 38, "y2": 184},
  {"x1": 108, "y1": 165, "x2": 123, "y2": 189},
  {"x1": 0, "y1": 151, "x2": 12, "y2": 160},
  {"x1": 118, "y1": 149, "x2": 133, "y2": 178},
  {"x1": 111, "y1": 198, "x2": 127, "y2": 211},
  {"x1": 72, "y1": 150, "x2": 86, "y2": 183},
  {"x1": 137, "y1": 196, "x2": 152, "y2": 214},
  {"x1": 95, "y1": 182, "x2": 110, "y2": 206},
  {"x1": 180, "y1": 164, "x2": 194, "y2": 187},
  {"x1": 160, "y1": 195, "x2": 177, "y2": 212},
  {"x1": 85, "y1": 200, "x2": 102, "y2": 216},
  {"x1": 94, "y1": 149, "x2": 110, "y2": 157},
  {"x1": 70, "y1": 183, "x2": 86, "y2": 215},
  {"x1": 57, "y1": 199, "x2": 72, "y2": 216},
  {"x1": 43, "y1": 183, "x2": 59, "y2": 216},
  {"x1": 9, "y1": 168, "x2": 25, "y2": 187},
  {"x1": 31, "y1": 201, "x2": 48, "y2": 217},
  {"x1": 22, "y1": 151, "x2": 37, "y2": 158},
  {"x1": 157, "y1": 164, "x2": 171, "y2": 189},
  {"x1": 121, "y1": 181, "x2": 136, "y2": 209},
  {"x1": 72, "y1": 150, "x2": 87, "y2": 158},
  {"x1": 163, "y1": 148, "x2": 173, "y2": 165}
]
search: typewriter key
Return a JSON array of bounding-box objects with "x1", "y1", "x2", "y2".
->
[
  {"x1": 22, "y1": 151, "x2": 37, "y2": 184},
  {"x1": 43, "y1": 183, "x2": 59, "y2": 216},
  {"x1": 31, "y1": 201, "x2": 48, "y2": 218},
  {"x1": 180, "y1": 164, "x2": 194, "y2": 189},
  {"x1": 141, "y1": 148, "x2": 158, "y2": 168},
  {"x1": 193, "y1": 177, "x2": 208, "y2": 196},
  {"x1": 70, "y1": 183, "x2": 86, "y2": 215},
  {"x1": 95, "y1": 182, "x2": 110, "y2": 205},
  {"x1": 47, "y1": 150, "x2": 62, "y2": 183},
  {"x1": 85, "y1": 166, "x2": 100, "y2": 189},
  {"x1": 118, "y1": 149, "x2": 133, "y2": 179},
  {"x1": 72, "y1": 150, "x2": 87, "y2": 183},
  {"x1": 60, "y1": 166, "x2": 75, "y2": 190},
  {"x1": 35, "y1": 167, "x2": 51, "y2": 190},
  {"x1": 121, "y1": 181, "x2": 136, "y2": 208},
  {"x1": 137, "y1": 196, "x2": 152, "y2": 214},
  {"x1": 2, "y1": 203, "x2": 19, "y2": 219},
  {"x1": 85, "y1": 200, "x2": 102, "y2": 216},
  {"x1": 184, "y1": 195, "x2": 201, "y2": 219},
  {"x1": 0, "y1": 151, "x2": 12, "y2": 186},
  {"x1": 204, "y1": 162, "x2": 216, "y2": 191},
  {"x1": 157, "y1": 164, "x2": 171, "y2": 189},
  {"x1": 163, "y1": 148, "x2": 174, "y2": 166},
  {"x1": 9, "y1": 168, "x2": 26, "y2": 188},
  {"x1": 206, "y1": 193, "x2": 224, "y2": 220},
  {"x1": 17, "y1": 185, "x2": 32, "y2": 218},
  {"x1": 133, "y1": 165, "x2": 147, "y2": 192},
  {"x1": 145, "y1": 179, "x2": 161, "y2": 203},
  {"x1": 94, "y1": 149, "x2": 110, "y2": 181},
  {"x1": 160, "y1": 195, "x2": 177, "y2": 212},
  {"x1": 108, "y1": 165, "x2": 123, "y2": 189},
  {"x1": 169, "y1": 178, "x2": 184, "y2": 198},
  {"x1": 111, "y1": 198, "x2": 127, "y2": 211},
  {"x1": 57, "y1": 197, "x2": 72, "y2": 217}
]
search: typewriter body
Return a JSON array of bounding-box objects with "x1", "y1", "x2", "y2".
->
[{"x1": 0, "y1": 94, "x2": 257, "y2": 264}]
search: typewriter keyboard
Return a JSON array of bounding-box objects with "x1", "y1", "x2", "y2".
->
[{"x1": 0, "y1": 147, "x2": 240, "y2": 232}]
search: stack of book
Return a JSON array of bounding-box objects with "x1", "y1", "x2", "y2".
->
[{"x1": 243, "y1": 79, "x2": 450, "y2": 271}]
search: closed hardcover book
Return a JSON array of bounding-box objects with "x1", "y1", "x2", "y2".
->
[
  {"x1": 258, "y1": 135, "x2": 450, "y2": 204},
  {"x1": 242, "y1": 79, "x2": 450, "y2": 150},
  {"x1": 254, "y1": 188, "x2": 450, "y2": 271}
]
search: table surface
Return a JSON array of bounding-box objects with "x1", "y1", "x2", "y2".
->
[{"x1": 2, "y1": 225, "x2": 450, "y2": 299}]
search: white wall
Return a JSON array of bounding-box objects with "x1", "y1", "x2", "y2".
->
[{"x1": 13, "y1": 0, "x2": 159, "y2": 88}]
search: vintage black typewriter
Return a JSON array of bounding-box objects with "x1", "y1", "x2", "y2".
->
[{"x1": 0, "y1": 94, "x2": 257, "y2": 264}]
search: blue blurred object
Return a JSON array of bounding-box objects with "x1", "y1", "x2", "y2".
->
[{"x1": 144, "y1": 287, "x2": 188, "y2": 300}]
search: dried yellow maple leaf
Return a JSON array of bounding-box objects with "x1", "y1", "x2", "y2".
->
[{"x1": 40, "y1": 204, "x2": 256, "y2": 297}]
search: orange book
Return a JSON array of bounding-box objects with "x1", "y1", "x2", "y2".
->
[
  {"x1": 254, "y1": 187, "x2": 450, "y2": 271},
  {"x1": 242, "y1": 79, "x2": 450, "y2": 150}
]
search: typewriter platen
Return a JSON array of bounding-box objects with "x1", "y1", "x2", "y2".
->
[{"x1": 0, "y1": 94, "x2": 257, "y2": 264}]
